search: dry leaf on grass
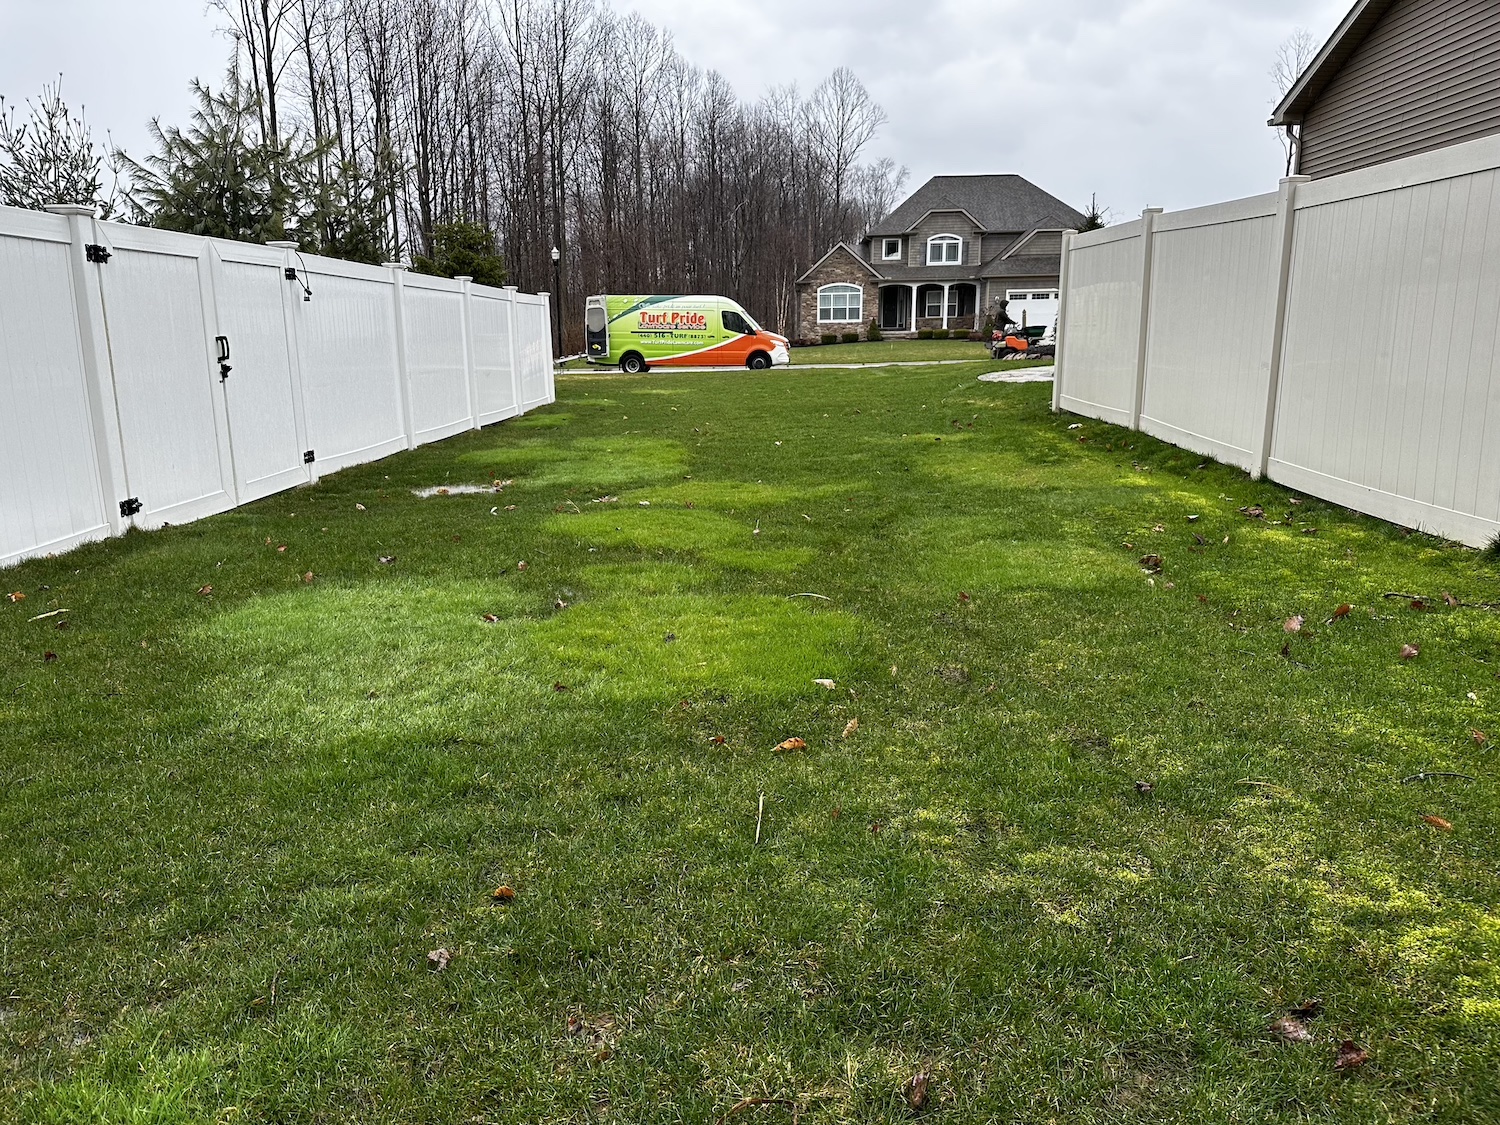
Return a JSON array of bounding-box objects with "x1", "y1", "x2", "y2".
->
[
  {"x1": 1400, "y1": 643, "x2": 1421, "y2": 660},
  {"x1": 1443, "y1": 591, "x2": 1460, "y2": 607},
  {"x1": 7, "y1": 592, "x2": 25, "y2": 603},
  {"x1": 491, "y1": 885, "x2": 516, "y2": 903},
  {"x1": 426, "y1": 948, "x2": 451, "y2": 972},
  {"x1": 1422, "y1": 814, "x2": 1453, "y2": 832},
  {"x1": 355, "y1": 503, "x2": 366, "y2": 510},
  {"x1": 481, "y1": 613, "x2": 500, "y2": 623},
  {"x1": 1334, "y1": 1040, "x2": 1369, "y2": 1070},
  {"x1": 1139, "y1": 554, "x2": 1163, "y2": 573},
  {"x1": 43, "y1": 651, "x2": 57, "y2": 663},
  {"x1": 774, "y1": 737, "x2": 807, "y2": 753},
  {"x1": 813, "y1": 678, "x2": 836, "y2": 689},
  {"x1": 516, "y1": 560, "x2": 528, "y2": 571},
  {"x1": 1134, "y1": 780, "x2": 1155, "y2": 794},
  {"x1": 378, "y1": 555, "x2": 395, "y2": 565},
  {"x1": 842, "y1": 719, "x2": 860, "y2": 738},
  {"x1": 276, "y1": 544, "x2": 287, "y2": 553},
  {"x1": 1271, "y1": 1016, "x2": 1314, "y2": 1043},
  {"x1": 1472, "y1": 729, "x2": 1488, "y2": 746},
  {"x1": 711, "y1": 735, "x2": 726, "y2": 745},
  {"x1": 197, "y1": 585, "x2": 213, "y2": 596},
  {"x1": 1333, "y1": 604, "x2": 1352, "y2": 620},
  {"x1": 1241, "y1": 505, "x2": 1265, "y2": 518},
  {"x1": 1284, "y1": 615, "x2": 1305, "y2": 633},
  {"x1": 302, "y1": 572, "x2": 315, "y2": 583},
  {"x1": 903, "y1": 1071, "x2": 931, "y2": 1111},
  {"x1": 552, "y1": 682, "x2": 569, "y2": 692}
]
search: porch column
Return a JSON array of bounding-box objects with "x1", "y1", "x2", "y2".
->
[
  {"x1": 911, "y1": 283, "x2": 919, "y2": 332},
  {"x1": 941, "y1": 283, "x2": 951, "y2": 330}
]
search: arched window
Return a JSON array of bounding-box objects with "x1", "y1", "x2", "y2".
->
[
  {"x1": 926, "y1": 234, "x2": 962, "y2": 265},
  {"x1": 817, "y1": 283, "x2": 863, "y2": 323}
]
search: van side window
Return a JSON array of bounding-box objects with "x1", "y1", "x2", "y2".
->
[{"x1": 722, "y1": 309, "x2": 753, "y2": 334}]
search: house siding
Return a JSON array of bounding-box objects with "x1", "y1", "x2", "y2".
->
[
  {"x1": 1298, "y1": 0, "x2": 1500, "y2": 179},
  {"x1": 907, "y1": 211, "x2": 982, "y2": 267}
]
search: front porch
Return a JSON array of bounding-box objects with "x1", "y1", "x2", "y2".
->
[{"x1": 877, "y1": 282, "x2": 981, "y2": 335}]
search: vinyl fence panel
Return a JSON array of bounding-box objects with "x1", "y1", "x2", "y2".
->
[
  {"x1": 1271, "y1": 148, "x2": 1500, "y2": 543},
  {"x1": 1055, "y1": 132, "x2": 1500, "y2": 547},
  {"x1": 400, "y1": 274, "x2": 474, "y2": 445},
  {"x1": 209, "y1": 242, "x2": 312, "y2": 501},
  {"x1": 1139, "y1": 194, "x2": 1280, "y2": 472},
  {"x1": 292, "y1": 259, "x2": 409, "y2": 473},
  {"x1": 93, "y1": 224, "x2": 236, "y2": 529},
  {"x1": 516, "y1": 295, "x2": 555, "y2": 410},
  {"x1": 0, "y1": 209, "x2": 110, "y2": 567},
  {"x1": 471, "y1": 290, "x2": 520, "y2": 424},
  {"x1": 1, "y1": 209, "x2": 558, "y2": 569},
  {"x1": 1055, "y1": 219, "x2": 1147, "y2": 426}
]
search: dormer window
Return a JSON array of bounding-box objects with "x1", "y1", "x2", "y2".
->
[
  {"x1": 927, "y1": 234, "x2": 962, "y2": 265},
  {"x1": 881, "y1": 238, "x2": 902, "y2": 260}
]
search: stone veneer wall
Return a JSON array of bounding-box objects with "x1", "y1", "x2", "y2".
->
[{"x1": 794, "y1": 249, "x2": 878, "y2": 341}]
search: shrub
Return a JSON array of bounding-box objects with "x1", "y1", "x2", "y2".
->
[
  {"x1": 932, "y1": 328, "x2": 950, "y2": 340},
  {"x1": 968, "y1": 330, "x2": 984, "y2": 341},
  {"x1": 917, "y1": 328, "x2": 934, "y2": 340},
  {"x1": 867, "y1": 318, "x2": 882, "y2": 342},
  {"x1": 841, "y1": 332, "x2": 859, "y2": 344},
  {"x1": 821, "y1": 333, "x2": 838, "y2": 346}
]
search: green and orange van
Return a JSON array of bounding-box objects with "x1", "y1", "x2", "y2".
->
[{"x1": 584, "y1": 294, "x2": 791, "y2": 373}]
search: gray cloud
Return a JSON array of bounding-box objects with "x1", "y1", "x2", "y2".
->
[{"x1": 2, "y1": 0, "x2": 1351, "y2": 220}]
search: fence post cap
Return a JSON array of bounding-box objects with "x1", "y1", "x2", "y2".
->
[
  {"x1": 43, "y1": 203, "x2": 97, "y2": 217},
  {"x1": 383, "y1": 261, "x2": 408, "y2": 271},
  {"x1": 266, "y1": 240, "x2": 300, "y2": 249},
  {"x1": 454, "y1": 275, "x2": 473, "y2": 282}
]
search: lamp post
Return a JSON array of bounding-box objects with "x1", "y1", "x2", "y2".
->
[{"x1": 550, "y1": 245, "x2": 562, "y2": 357}]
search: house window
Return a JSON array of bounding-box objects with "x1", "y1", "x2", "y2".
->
[
  {"x1": 1031, "y1": 292, "x2": 1054, "y2": 300},
  {"x1": 1007, "y1": 291, "x2": 1027, "y2": 301},
  {"x1": 927, "y1": 235, "x2": 962, "y2": 265},
  {"x1": 882, "y1": 238, "x2": 902, "y2": 260},
  {"x1": 817, "y1": 283, "x2": 863, "y2": 323},
  {"x1": 922, "y1": 290, "x2": 960, "y2": 319}
]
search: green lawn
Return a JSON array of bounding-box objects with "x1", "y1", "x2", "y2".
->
[
  {"x1": 3, "y1": 363, "x2": 1498, "y2": 1123},
  {"x1": 790, "y1": 338, "x2": 991, "y2": 364}
]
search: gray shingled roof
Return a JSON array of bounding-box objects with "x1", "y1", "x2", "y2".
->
[
  {"x1": 868, "y1": 175, "x2": 1087, "y2": 236},
  {"x1": 980, "y1": 254, "x2": 1064, "y2": 279}
]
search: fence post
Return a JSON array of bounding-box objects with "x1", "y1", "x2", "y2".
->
[
  {"x1": 387, "y1": 262, "x2": 417, "y2": 448},
  {"x1": 1052, "y1": 228, "x2": 1078, "y2": 413},
  {"x1": 1255, "y1": 175, "x2": 1310, "y2": 480},
  {"x1": 454, "y1": 275, "x2": 480, "y2": 430},
  {"x1": 45, "y1": 204, "x2": 129, "y2": 536},
  {"x1": 503, "y1": 285, "x2": 524, "y2": 414},
  {"x1": 538, "y1": 290, "x2": 553, "y2": 405},
  {"x1": 1129, "y1": 207, "x2": 1163, "y2": 431}
]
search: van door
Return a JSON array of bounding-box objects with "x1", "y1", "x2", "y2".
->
[{"x1": 585, "y1": 299, "x2": 608, "y2": 359}]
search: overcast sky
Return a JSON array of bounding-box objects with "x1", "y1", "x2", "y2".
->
[{"x1": 1, "y1": 0, "x2": 1351, "y2": 221}]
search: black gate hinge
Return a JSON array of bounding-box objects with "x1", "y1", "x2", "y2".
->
[
  {"x1": 303, "y1": 450, "x2": 315, "y2": 464},
  {"x1": 119, "y1": 497, "x2": 142, "y2": 517},
  {"x1": 86, "y1": 244, "x2": 112, "y2": 264}
]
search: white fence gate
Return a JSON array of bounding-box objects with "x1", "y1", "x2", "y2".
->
[
  {"x1": 1054, "y1": 132, "x2": 1500, "y2": 547},
  {"x1": 0, "y1": 205, "x2": 555, "y2": 569}
]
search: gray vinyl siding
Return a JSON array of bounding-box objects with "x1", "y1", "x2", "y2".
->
[
  {"x1": 980, "y1": 233, "x2": 1022, "y2": 261},
  {"x1": 1298, "y1": 0, "x2": 1500, "y2": 179},
  {"x1": 907, "y1": 211, "x2": 981, "y2": 267}
]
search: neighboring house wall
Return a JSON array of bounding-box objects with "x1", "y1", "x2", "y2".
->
[
  {"x1": 906, "y1": 211, "x2": 983, "y2": 267},
  {"x1": 794, "y1": 247, "x2": 877, "y2": 340},
  {"x1": 1298, "y1": 0, "x2": 1500, "y2": 178}
]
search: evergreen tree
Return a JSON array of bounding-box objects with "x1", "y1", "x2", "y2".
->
[
  {"x1": 0, "y1": 81, "x2": 112, "y2": 213},
  {"x1": 412, "y1": 222, "x2": 507, "y2": 286}
]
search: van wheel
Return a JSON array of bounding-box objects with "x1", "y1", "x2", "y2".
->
[
  {"x1": 747, "y1": 352, "x2": 771, "y2": 371},
  {"x1": 620, "y1": 352, "x2": 647, "y2": 374}
]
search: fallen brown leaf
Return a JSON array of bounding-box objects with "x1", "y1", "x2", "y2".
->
[
  {"x1": 1422, "y1": 814, "x2": 1453, "y2": 832},
  {"x1": 1241, "y1": 505, "x2": 1265, "y2": 518},
  {"x1": 43, "y1": 651, "x2": 57, "y2": 663},
  {"x1": 1139, "y1": 554, "x2": 1163, "y2": 573},
  {"x1": 958, "y1": 591, "x2": 971, "y2": 604},
  {"x1": 774, "y1": 737, "x2": 807, "y2": 753},
  {"x1": 904, "y1": 1071, "x2": 931, "y2": 1111},
  {"x1": 516, "y1": 560, "x2": 528, "y2": 571},
  {"x1": 1284, "y1": 615, "x2": 1305, "y2": 634},
  {"x1": 276, "y1": 544, "x2": 287, "y2": 553},
  {"x1": 1334, "y1": 1040, "x2": 1369, "y2": 1070},
  {"x1": 813, "y1": 678, "x2": 836, "y2": 689},
  {"x1": 1134, "y1": 780, "x2": 1155, "y2": 794},
  {"x1": 1333, "y1": 603, "x2": 1352, "y2": 619},
  {"x1": 355, "y1": 503, "x2": 366, "y2": 510},
  {"x1": 711, "y1": 735, "x2": 726, "y2": 745},
  {"x1": 1400, "y1": 643, "x2": 1421, "y2": 659},
  {"x1": 6, "y1": 591, "x2": 24, "y2": 603},
  {"x1": 1410, "y1": 598, "x2": 1427, "y2": 611},
  {"x1": 842, "y1": 718, "x2": 860, "y2": 738},
  {"x1": 1443, "y1": 591, "x2": 1459, "y2": 607},
  {"x1": 302, "y1": 572, "x2": 315, "y2": 583},
  {"x1": 552, "y1": 682, "x2": 568, "y2": 692},
  {"x1": 378, "y1": 555, "x2": 395, "y2": 564},
  {"x1": 1472, "y1": 729, "x2": 1488, "y2": 746},
  {"x1": 1271, "y1": 1016, "x2": 1314, "y2": 1043},
  {"x1": 426, "y1": 948, "x2": 451, "y2": 972},
  {"x1": 197, "y1": 585, "x2": 213, "y2": 596},
  {"x1": 491, "y1": 885, "x2": 516, "y2": 903},
  {"x1": 481, "y1": 613, "x2": 500, "y2": 623}
]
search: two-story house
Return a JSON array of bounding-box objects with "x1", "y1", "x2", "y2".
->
[{"x1": 794, "y1": 174, "x2": 1087, "y2": 342}]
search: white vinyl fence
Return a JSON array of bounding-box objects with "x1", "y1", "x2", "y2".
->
[
  {"x1": 1054, "y1": 132, "x2": 1500, "y2": 547},
  {"x1": 0, "y1": 204, "x2": 554, "y2": 569}
]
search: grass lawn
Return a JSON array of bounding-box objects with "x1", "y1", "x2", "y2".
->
[
  {"x1": 789, "y1": 339, "x2": 991, "y2": 364},
  {"x1": 3, "y1": 362, "x2": 1499, "y2": 1123}
]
